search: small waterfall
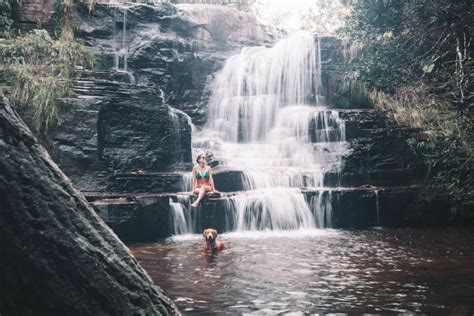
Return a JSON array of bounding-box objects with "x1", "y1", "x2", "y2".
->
[
  {"x1": 169, "y1": 105, "x2": 192, "y2": 170},
  {"x1": 231, "y1": 188, "x2": 316, "y2": 231},
  {"x1": 310, "y1": 190, "x2": 333, "y2": 228},
  {"x1": 186, "y1": 32, "x2": 350, "y2": 233},
  {"x1": 113, "y1": 5, "x2": 128, "y2": 71},
  {"x1": 315, "y1": 37, "x2": 323, "y2": 105},
  {"x1": 169, "y1": 196, "x2": 195, "y2": 235},
  {"x1": 182, "y1": 172, "x2": 193, "y2": 192},
  {"x1": 112, "y1": 3, "x2": 135, "y2": 83}
]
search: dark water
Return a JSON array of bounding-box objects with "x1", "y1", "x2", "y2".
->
[{"x1": 130, "y1": 228, "x2": 474, "y2": 315}]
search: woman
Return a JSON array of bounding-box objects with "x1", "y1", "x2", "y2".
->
[{"x1": 191, "y1": 154, "x2": 218, "y2": 207}]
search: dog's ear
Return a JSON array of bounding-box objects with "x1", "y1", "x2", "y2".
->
[{"x1": 212, "y1": 229, "x2": 218, "y2": 238}]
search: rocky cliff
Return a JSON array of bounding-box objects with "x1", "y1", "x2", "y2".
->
[
  {"x1": 38, "y1": 2, "x2": 274, "y2": 193},
  {"x1": 76, "y1": 2, "x2": 274, "y2": 124},
  {"x1": 0, "y1": 94, "x2": 180, "y2": 314}
]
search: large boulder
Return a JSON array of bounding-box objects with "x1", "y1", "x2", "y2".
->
[{"x1": 0, "y1": 95, "x2": 180, "y2": 315}]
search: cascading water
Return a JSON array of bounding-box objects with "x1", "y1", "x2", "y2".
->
[
  {"x1": 309, "y1": 190, "x2": 334, "y2": 228},
  {"x1": 189, "y1": 32, "x2": 350, "y2": 232},
  {"x1": 113, "y1": 4, "x2": 128, "y2": 72},
  {"x1": 111, "y1": 2, "x2": 136, "y2": 83},
  {"x1": 170, "y1": 195, "x2": 195, "y2": 235}
]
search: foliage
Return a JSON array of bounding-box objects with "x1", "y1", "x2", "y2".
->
[
  {"x1": 0, "y1": 1, "x2": 95, "y2": 131},
  {"x1": 0, "y1": 0, "x2": 14, "y2": 37},
  {"x1": 340, "y1": 0, "x2": 473, "y2": 107},
  {"x1": 339, "y1": 0, "x2": 473, "y2": 209}
]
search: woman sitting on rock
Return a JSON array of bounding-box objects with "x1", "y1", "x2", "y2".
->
[{"x1": 191, "y1": 153, "x2": 218, "y2": 208}]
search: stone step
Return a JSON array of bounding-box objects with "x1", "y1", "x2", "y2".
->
[
  {"x1": 213, "y1": 167, "x2": 427, "y2": 192},
  {"x1": 105, "y1": 172, "x2": 189, "y2": 194},
  {"x1": 324, "y1": 167, "x2": 428, "y2": 187},
  {"x1": 89, "y1": 185, "x2": 453, "y2": 243},
  {"x1": 98, "y1": 161, "x2": 428, "y2": 196}
]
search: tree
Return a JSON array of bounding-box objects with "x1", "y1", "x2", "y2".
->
[{"x1": 339, "y1": 0, "x2": 473, "y2": 212}]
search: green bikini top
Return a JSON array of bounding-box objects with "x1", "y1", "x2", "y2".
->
[{"x1": 196, "y1": 168, "x2": 209, "y2": 179}]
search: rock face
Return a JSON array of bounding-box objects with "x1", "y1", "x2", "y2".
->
[
  {"x1": 335, "y1": 109, "x2": 427, "y2": 187},
  {"x1": 76, "y1": 2, "x2": 274, "y2": 125},
  {"x1": 37, "y1": 2, "x2": 274, "y2": 193},
  {"x1": 0, "y1": 95, "x2": 180, "y2": 314},
  {"x1": 11, "y1": 0, "x2": 57, "y2": 30},
  {"x1": 43, "y1": 70, "x2": 192, "y2": 192},
  {"x1": 98, "y1": 88, "x2": 191, "y2": 174}
]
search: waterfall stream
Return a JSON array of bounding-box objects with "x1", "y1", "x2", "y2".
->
[
  {"x1": 185, "y1": 32, "x2": 350, "y2": 232},
  {"x1": 111, "y1": 2, "x2": 136, "y2": 83}
]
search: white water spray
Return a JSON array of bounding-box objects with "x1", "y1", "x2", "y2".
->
[
  {"x1": 112, "y1": 3, "x2": 136, "y2": 83},
  {"x1": 189, "y1": 32, "x2": 350, "y2": 232},
  {"x1": 170, "y1": 195, "x2": 195, "y2": 235}
]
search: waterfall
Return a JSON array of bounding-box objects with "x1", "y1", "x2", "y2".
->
[
  {"x1": 113, "y1": 5, "x2": 128, "y2": 71},
  {"x1": 187, "y1": 32, "x2": 350, "y2": 233},
  {"x1": 231, "y1": 188, "x2": 316, "y2": 231},
  {"x1": 169, "y1": 195, "x2": 195, "y2": 235},
  {"x1": 182, "y1": 172, "x2": 193, "y2": 192},
  {"x1": 168, "y1": 105, "x2": 192, "y2": 171},
  {"x1": 310, "y1": 190, "x2": 333, "y2": 228},
  {"x1": 112, "y1": 3, "x2": 135, "y2": 83},
  {"x1": 206, "y1": 31, "x2": 321, "y2": 143}
]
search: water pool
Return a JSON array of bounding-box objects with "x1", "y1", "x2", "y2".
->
[{"x1": 130, "y1": 227, "x2": 474, "y2": 315}]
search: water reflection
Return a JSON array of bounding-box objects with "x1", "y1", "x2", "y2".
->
[{"x1": 130, "y1": 228, "x2": 474, "y2": 315}]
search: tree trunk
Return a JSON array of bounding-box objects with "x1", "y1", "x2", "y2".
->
[{"x1": 0, "y1": 94, "x2": 180, "y2": 315}]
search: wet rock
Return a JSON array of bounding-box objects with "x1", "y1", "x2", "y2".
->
[
  {"x1": 94, "y1": 195, "x2": 173, "y2": 242},
  {"x1": 89, "y1": 186, "x2": 453, "y2": 242},
  {"x1": 76, "y1": 2, "x2": 275, "y2": 125},
  {"x1": 0, "y1": 95, "x2": 180, "y2": 314},
  {"x1": 109, "y1": 173, "x2": 185, "y2": 193},
  {"x1": 337, "y1": 109, "x2": 427, "y2": 187},
  {"x1": 305, "y1": 187, "x2": 452, "y2": 228},
  {"x1": 41, "y1": 72, "x2": 192, "y2": 193},
  {"x1": 319, "y1": 36, "x2": 345, "y2": 105},
  {"x1": 35, "y1": 2, "x2": 273, "y2": 193},
  {"x1": 98, "y1": 88, "x2": 192, "y2": 174},
  {"x1": 11, "y1": 0, "x2": 57, "y2": 30},
  {"x1": 92, "y1": 192, "x2": 235, "y2": 242},
  {"x1": 213, "y1": 170, "x2": 246, "y2": 192}
]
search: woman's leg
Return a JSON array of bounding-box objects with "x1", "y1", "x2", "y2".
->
[{"x1": 191, "y1": 186, "x2": 212, "y2": 207}]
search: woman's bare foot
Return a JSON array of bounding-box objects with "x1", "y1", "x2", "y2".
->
[{"x1": 190, "y1": 202, "x2": 198, "y2": 208}]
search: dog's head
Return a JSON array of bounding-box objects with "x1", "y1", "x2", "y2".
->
[{"x1": 203, "y1": 228, "x2": 218, "y2": 244}]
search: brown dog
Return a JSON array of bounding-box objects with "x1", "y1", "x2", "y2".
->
[{"x1": 203, "y1": 228, "x2": 225, "y2": 253}]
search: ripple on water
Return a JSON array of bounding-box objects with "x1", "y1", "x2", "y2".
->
[{"x1": 129, "y1": 227, "x2": 474, "y2": 315}]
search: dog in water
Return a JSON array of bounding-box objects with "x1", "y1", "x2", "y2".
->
[{"x1": 203, "y1": 228, "x2": 225, "y2": 253}]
